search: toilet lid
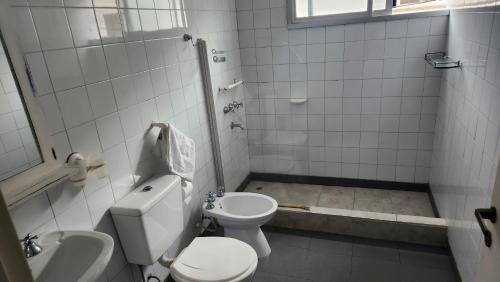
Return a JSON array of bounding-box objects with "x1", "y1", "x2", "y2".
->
[{"x1": 170, "y1": 237, "x2": 258, "y2": 282}]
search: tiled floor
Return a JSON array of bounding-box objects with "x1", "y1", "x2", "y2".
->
[
  {"x1": 253, "y1": 227, "x2": 458, "y2": 282},
  {"x1": 245, "y1": 181, "x2": 435, "y2": 217}
]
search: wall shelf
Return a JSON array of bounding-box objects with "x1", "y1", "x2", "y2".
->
[{"x1": 425, "y1": 52, "x2": 462, "y2": 69}]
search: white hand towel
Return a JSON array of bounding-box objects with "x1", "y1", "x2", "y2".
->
[
  {"x1": 157, "y1": 123, "x2": 196, "y2": 182},
  {"x1": 181, "y1": 180, "x2": 193, "y2": 205}
]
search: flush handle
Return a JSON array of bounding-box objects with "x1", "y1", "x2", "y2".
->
[{"x1": 475, "y1": 206, "x2": 497, "y2": 247}]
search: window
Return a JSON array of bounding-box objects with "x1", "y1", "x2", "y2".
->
[{"x1": 289, "y1": 0, "x2": 447, "y2": 27}]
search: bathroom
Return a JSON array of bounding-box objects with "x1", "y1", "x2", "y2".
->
[{"x1": 0, "y1": 0, "x2": 499, "y2": 281}]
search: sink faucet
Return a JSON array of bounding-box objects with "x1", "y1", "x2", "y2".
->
[
  {"x1": 230, "y1": 122, "x2": 244, "y2": 130},
  {"x1": 21, "y1": 233, "x2": 42, "y2": 258}
]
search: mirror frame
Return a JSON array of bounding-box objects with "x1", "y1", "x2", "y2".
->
[{"x1": 0, "y1": 0, "x2": 67, "y2": 207}]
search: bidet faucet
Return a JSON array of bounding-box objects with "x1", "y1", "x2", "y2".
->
[
  {"x1": 205, "y1": 192, "x2": 216, "y2": 210},
  {"x1": 21, "y1": 233, "x2": 42, "y2": 258}
]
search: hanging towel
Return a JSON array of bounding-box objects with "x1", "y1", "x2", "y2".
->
[
  {"x1": 181, "y1": 180, "x2": 193, "y2": 205},
  {"x1": 155, "y1": 123, "x2": 196, "y2": 182}
]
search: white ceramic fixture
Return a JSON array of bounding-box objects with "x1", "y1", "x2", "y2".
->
[
  {"x1": 110, "y1": 174, "x2": 259, "y2": 282},
  {"x1": 110, "y1": 174, "x2": 184, "y2": 266},
  {"x1": 169, "y1": 237, "x2": 258, "y2": 282},
  {"x1": 202, "y1": 192, "x2": 278, "y2": 257},
  {"x1": 26, "y1": 230, "x2": 114, "y2": 282}
]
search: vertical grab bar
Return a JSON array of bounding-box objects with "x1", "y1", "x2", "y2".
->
[{"x1": 196, "y1": 38, "x2": 225, "y2": 188}]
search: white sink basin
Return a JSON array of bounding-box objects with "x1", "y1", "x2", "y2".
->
[{"x1": 27, "y1": 231, "x2": 114, "y2": 282}]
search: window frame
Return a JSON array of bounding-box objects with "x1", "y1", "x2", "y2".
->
[{"x1": 287, "y1": 0, "x2": 449, "y2": 29}]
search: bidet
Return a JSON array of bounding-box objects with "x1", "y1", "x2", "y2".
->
[{"x1": 202, "y1": 192, "x2": 278, "y2": 257}]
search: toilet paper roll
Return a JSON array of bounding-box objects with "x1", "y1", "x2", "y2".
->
[{"x1": 181, "y1": 180, "x2": 193, "y2": 205}]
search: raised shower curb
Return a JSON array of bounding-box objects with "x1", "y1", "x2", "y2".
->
[{"x1": 268, "y1": 206, "x2": 448, "y2": 247}]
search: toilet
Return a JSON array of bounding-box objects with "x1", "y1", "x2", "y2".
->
[
  {"x1": 110, "y1": 174, "x2": 258, "y2": 282},
  {"x1": 202, "y1": 192, "x2": 278, "y2": 258}
]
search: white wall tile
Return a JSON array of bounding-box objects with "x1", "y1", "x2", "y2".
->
[
  {"x1": 31, "y1": 7, "x2": 73, "y2": 50},
  {"x1": 77, "y1": 46, "x2": 110, "y2": 84},
  {"x1": 45, "y1": 49, "x2": 85, "y2": 91},
  {"x1": 95, "y1": 8, "x2": 124, "y2": 44},
  {"x1": 96, "y1": 113, "x2": 125, "y2": 150},
  {"x1": 12, "y1": 7, "x2": 40, "y2": 52},
  {"x1": 37, "y1": 94, "x2": 65, "y2": 134},
  {"x1": 56, "y1": 86, "x2": 94, "y2": 128},
  {"x1": 66, "y1": 8, "x2": 101, "y2": 47},
  {"x1": 55, "y1": 198, "x2": 93, "y2": 230},
  {"x1": 67, "y1": 121, "x2": 102, "y2": 155},
  {"x1": 9, "y1": 193, "x2": 53, "y2": 237},
  {"x1": 87, "y1": 81, "x2": 118, "y2": 118}
]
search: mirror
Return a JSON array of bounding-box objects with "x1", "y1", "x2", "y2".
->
[
  {"x1": 0, "y1": 0, "x2": 62, "y2": 207},
  {"x1": 0, "y1": 35, "x2": 42, "y2": 181}
]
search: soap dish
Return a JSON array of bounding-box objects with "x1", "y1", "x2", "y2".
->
[{"x1": 425, "y1": 52, "x2": 462, "y2": 69}]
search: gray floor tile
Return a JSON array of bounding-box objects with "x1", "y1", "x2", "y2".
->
[
  {"x1": 258, "y1": 243, "x2": 309, "y2": 277},
  {"x1": 352, "y1": 239, "x2": 400, "y2": 262},
  {"x1": 245, "y1": 181, "x2": 437, "y2": 218},
  {"x1": 268, "y1": 229, "x2": 311, "y2": 249},
  {"x1": 252, "y1": 272, "x2": 312, "y2": 282},
  {"x1": 309, "y1": 234, "x2": 353, "y2": 256},
  {"x1": 302, "y1": 251, "x2": 351, "y2": 282},
  {"x1": 390, "y1": 191, "x2": 435, "y2": 217},
  {"x1": 246, "y1": 181, "x2": 321, "y2": 206},
  {"x1": 350, "y1": 257, "x2": 400, "y2": 282},
  {"x1": 353, "y1": 188, "x2": 394, "y2": 213},
  {"x1": 254, "y1": 227, "x2": 457, "y2": 282},
  {"x1": 398, "y1": 264, "x2": 457, "y2": 282},
  {"x1": 399, "y1": 249, "x2": 453, "y2": 270},
  {"x1": 317, "y1": 186, "x2": 355, "y2": 209}
]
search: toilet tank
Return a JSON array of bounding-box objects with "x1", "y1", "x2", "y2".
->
[{"x1": 110, "y1": 174, "x2": 183, "y2": 265}]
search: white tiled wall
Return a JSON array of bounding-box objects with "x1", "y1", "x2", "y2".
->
[
  {"x1": 430, "y1": 7, "x2": 500, "y2": 282},
  {"x1": 236, "y1": 0, "x2": 448, "y2": 183},
  {"x1": 6, "y1": 0, "x2": 243, "y2": 281},
  {"x1": 0, "y1": 37, "x2": 41, "y2": 181}
]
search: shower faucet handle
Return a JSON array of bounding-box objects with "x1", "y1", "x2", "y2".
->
[
  {"x1": 231, "y1": 101, "x2": 243, "y2": 108},
  {"x1": 223, "y1": 104, "x2": 234, "y2": 114}
]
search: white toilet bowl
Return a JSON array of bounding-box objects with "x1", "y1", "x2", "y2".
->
[
  {"x1": 202, "y1": 192, "x2": 278, "y2": 257},
  {"x1": 169, "y1": 237, "x2": 258, "y2": 282}
]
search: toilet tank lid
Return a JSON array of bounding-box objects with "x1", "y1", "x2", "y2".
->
[{"x1": 110, "y1": 174, "x2": 181, "y2": 216}]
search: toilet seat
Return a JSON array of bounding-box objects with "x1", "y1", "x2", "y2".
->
[{"x1": 170, "y1": 237, "x2": 258, "y2": 282}]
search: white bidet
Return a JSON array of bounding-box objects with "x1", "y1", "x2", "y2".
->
[{"x1": 202, "y1": 192, "x2": 278, "y2": 258}]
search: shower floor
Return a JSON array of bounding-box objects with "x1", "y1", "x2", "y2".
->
[
  {"x1": 245, "y1": 181, "x2": 435, "y2": 217},
  {"x1": 243, "y1": 181, "x2": 447, "y2": 247}
]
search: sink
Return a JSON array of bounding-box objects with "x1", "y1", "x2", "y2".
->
[{"x1": 27, "y1": 231, "x2": 114, "y2": 282}]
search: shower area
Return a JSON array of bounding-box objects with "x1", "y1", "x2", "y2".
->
[{"x1": 209, "y1": 7, "x2": 451, "y2": 247}]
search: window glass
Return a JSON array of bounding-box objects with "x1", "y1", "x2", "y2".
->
[
  {"x1": 373, "y1": 0, "x2": 388, "y2": 10},
  {"x1": 295, "y1": 0, "x2": 368, "y2": 18}
]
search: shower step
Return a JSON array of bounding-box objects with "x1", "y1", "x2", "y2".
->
[{"x1": 268, "y1": 206, "x2": 447, "y2": 247}]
